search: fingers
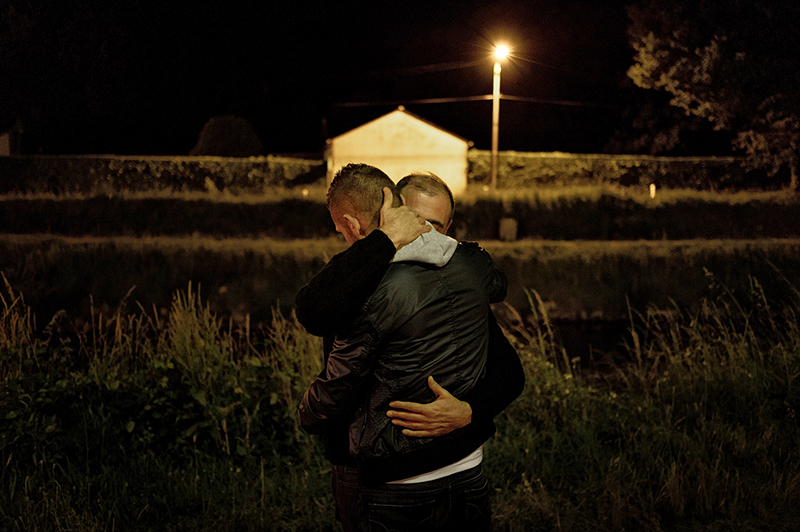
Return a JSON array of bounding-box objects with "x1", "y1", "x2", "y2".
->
[
  {"x1": 388, "y1": 400, "x2": 427, "y2": 414},
  {"x1": 379, "y1": 201, "x2": 431, "y2": 249},
  {"x1": 389, "y1": 417, "x2": 446, "y2": 438},
  {"x1": 387, "y1": 408, "x2": 427, "y2": 421},
  {"x1": 400, "y1": 428, "x2": 440, "y2": 438},
  {"x1": 388, "y1": 416, "x2": 428, "y2": 429}
]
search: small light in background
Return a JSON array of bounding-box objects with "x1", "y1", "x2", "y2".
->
[
  {"x1": 483, "y1": 185, "x2": 490, "y2": 192},
  {"x1": 302, "y1": 188, "x2": 309, "y2": 197},
  {"x1": 649, "y1": 183, "x2": 656, "y2": 199}
]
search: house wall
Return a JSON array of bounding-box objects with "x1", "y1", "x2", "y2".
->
[
  {"x1": 0, "y1": 132, "x2": 10, "y2": 156},
  {"x1": 328, "y1": 110, "x2": 469, "y2": 195}
]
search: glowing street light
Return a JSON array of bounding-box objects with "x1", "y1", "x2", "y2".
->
[{"x1": 491, "y1": 44, "x2": 509, "y2": 189}]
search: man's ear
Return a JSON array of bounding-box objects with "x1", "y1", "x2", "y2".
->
[
  {"x1": 343, "y1": 213, "x2": 361, "y2": 237},
  {"x1": 379, "y1": 187, "x2": 393, "y2": 228}
]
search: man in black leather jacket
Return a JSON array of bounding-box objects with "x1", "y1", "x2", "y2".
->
[{"x1": 296, "y1": 165, "x2": 524, "y2": 531}]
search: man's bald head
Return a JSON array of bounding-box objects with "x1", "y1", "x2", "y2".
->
[{"x1": 396, "y1": 173, "x2": 454, "y2": 234}]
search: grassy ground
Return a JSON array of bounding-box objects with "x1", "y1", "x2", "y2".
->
[{"x1": 2, "y1": 276, "x2": 799, "y2": 531}]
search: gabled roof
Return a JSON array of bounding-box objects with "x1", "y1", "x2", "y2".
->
[{"x1": 331, "y1": 106, "x2": 470, "y2": 144}]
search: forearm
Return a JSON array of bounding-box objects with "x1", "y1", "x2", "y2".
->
[
  {"x1": 299, "y1": 377, "x2": 354, "y2": 434},
  {"x1": 299, "y1": 361, "x2": 365, "y2": 434},
  {"x1": 298, "y1": 326, "x2": 380, "y2": 434},
  {"x1": 295, "y1": 230, "x2": 396, "y2": 337}
]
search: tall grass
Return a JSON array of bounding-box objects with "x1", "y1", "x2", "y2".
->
[
  {"x1": 0, "y1": 280, "x2": 332, "y2": 531},
  {"x1": 488, "y1": 277, "x2": 800, "y2": 531},
  {"x1": 1, "y1": 276, "x2": 799, "y2": 531},
  {"x1": 0, "y1": 273, "x2": 37, "y2": 370}
]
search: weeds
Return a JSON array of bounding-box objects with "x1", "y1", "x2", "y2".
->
[
  {"x1": 1, "y1": 279, "x2": 800, "y2": 531},
  {"x1": 0, "y1": 273, "x2": 37, "y2": 375},
  {"x1": 488, "y1": 280, "x2": 800, "y2": 531}
]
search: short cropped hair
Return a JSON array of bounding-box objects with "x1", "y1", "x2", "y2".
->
[
  {"x1": 327, "y1": 163, "x2": 400, "y2": 230},
  {"x1": 396, "y1": 172, "x2": 455, "y2": 223}
]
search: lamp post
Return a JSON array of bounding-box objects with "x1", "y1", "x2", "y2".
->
[{"x1": 491, "y1": 44, "x2": 509, "y2": 189}]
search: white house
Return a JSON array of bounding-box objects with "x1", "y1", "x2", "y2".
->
[
  {"x1": 0, "y1": 119, "x2": 22, "y2": 156},
  {"x1": 326, "y1": 106, "x2": 471, "y2": 196},
  {"x1": 0, "y1": 132, "x2": 10, "y2": 156}
]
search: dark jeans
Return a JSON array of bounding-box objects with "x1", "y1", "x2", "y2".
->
[
  {"x1": 332, "y1": 464, "x2": 361, "y2": 532},
  {"x1": 358, "y1": 465, "x2": 492, "y2": 532}
]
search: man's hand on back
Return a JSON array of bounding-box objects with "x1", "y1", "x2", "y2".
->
[
  {"x1": 378, "y1": 187, "x2": 430, "y2": 250},
  {"x1": 386, "y1": 376, "x2": 472, "y2": 437}
]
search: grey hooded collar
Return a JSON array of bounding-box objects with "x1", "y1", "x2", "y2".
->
[{"x1": 390, "y1": 223, "x2": 458, "y2": 267}]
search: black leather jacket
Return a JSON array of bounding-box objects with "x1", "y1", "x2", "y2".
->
[{"x1": 299, "y1": 241, "x2": 507, "y2": 483}]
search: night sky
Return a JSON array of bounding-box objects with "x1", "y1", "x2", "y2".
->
[{"x1": 2, "y1": 0, "x2": 635, "y2": 156}]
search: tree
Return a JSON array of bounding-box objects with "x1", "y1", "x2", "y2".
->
[
  {"x1": 604, "y1": 86, "x2": 733, "y2": 156},
  {"x1": 627, "y1": 0, "x2": 800, "y2": 190},
  {"x1": 189, "y1": 116, "x2": 263, "y2": 157}
]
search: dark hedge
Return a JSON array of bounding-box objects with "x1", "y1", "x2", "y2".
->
[
  {"x1": 0, "y1": 155, "x2": 325, "y2": 194},
  {"x1": 2, "y1": 194, "x2": 798, "y2": 241},
  {"x1": 467, "y1": 150, "x2": 779, "y2": 190},
  {"x1": 0, "y1": 151, "x2": 782, "y2": 195}
]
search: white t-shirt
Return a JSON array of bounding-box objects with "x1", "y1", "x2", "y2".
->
[{"x1": 387, "y1": 446, "x2": 483, "y2": 484}]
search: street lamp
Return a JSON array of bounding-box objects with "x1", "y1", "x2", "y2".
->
[{"x1": 491, "y1": 44, "x2": 509, "y2": 189}]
